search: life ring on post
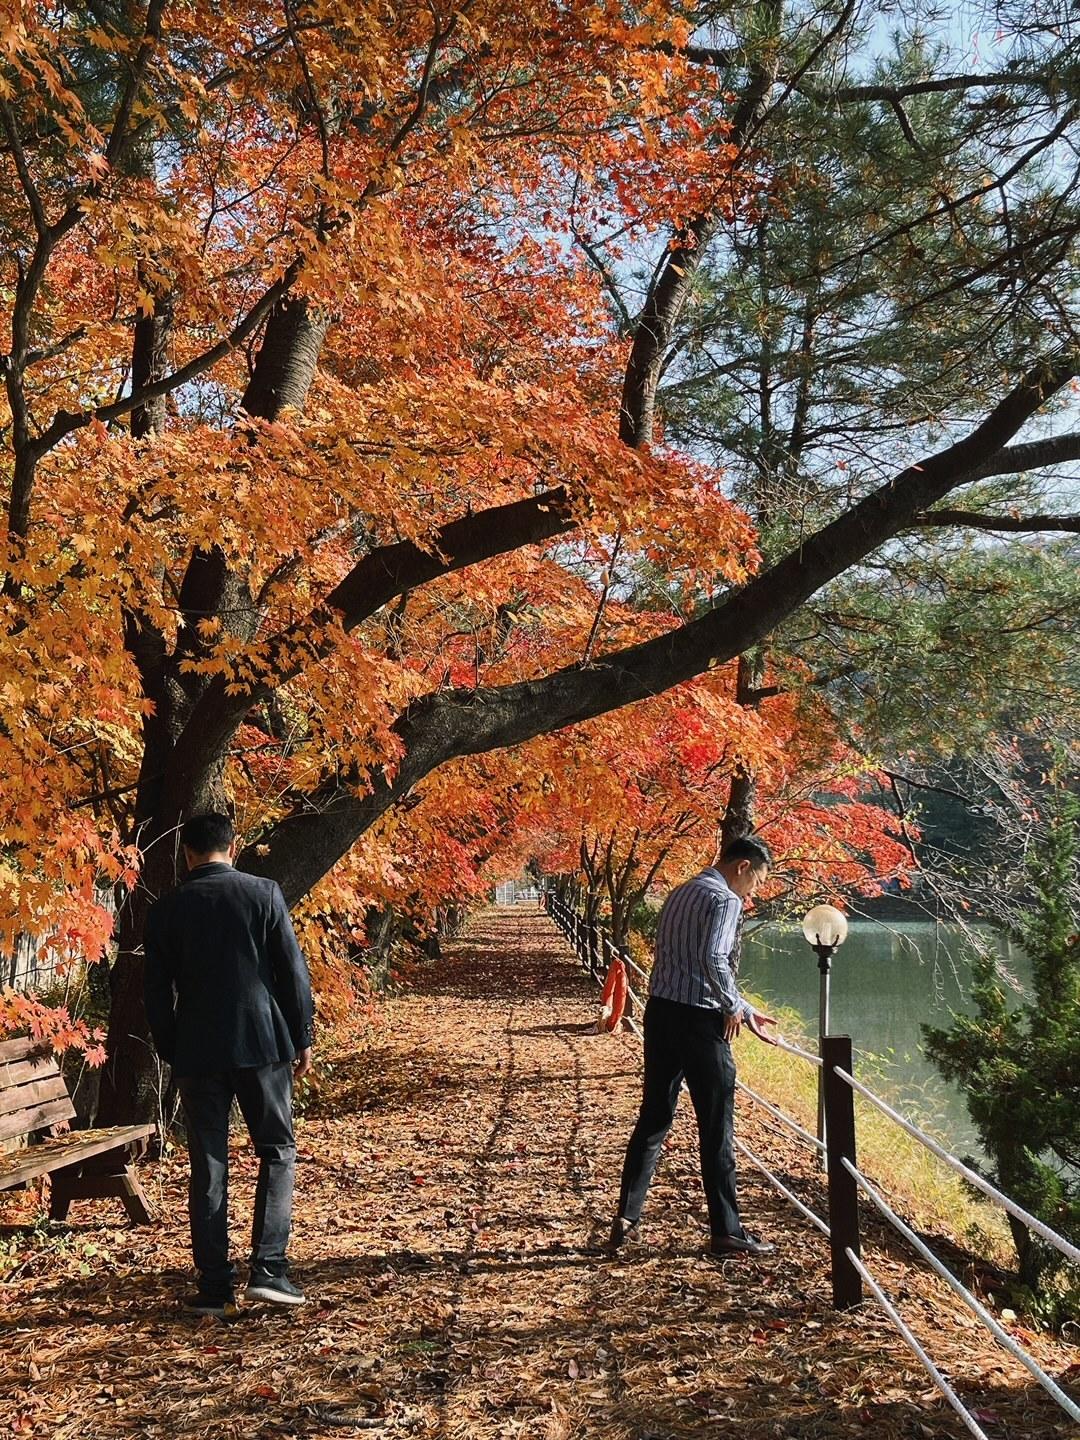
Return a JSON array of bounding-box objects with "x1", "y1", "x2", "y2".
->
[{"x1": 597, "y1": 959, "x2": 628, "y2": 1033}]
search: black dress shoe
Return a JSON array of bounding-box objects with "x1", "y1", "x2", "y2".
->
[
  {"x1": 606, "y1": 1216, "x2": 642, "y2": 1252},
  {"x1": 183, "y1": 1292, "x2": 239, "y2": 1318},
  {"x1": 710, "y1": 1232, "x2": 776, "y2": 1258},
  {"x1": 245, "y1": 1272, "x2": 307, "y2": 1305}
]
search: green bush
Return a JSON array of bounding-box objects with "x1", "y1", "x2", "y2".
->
[
  {"x1": 628, "y1": 896, "x2": 661, "y2": 946},
  {"x1": 923, "y1": 791, "x2": 1080, "y2": 1319}
]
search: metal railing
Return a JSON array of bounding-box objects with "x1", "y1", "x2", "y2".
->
[
  {"x1": 542, "y1": 889, "x2": 1080, "y2": 1435},
  {"x1": 547, "y1": 894, "x2": 647, "y2": 1037}
]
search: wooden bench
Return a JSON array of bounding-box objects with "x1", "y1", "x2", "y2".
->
[{"x1": 0, "y1": 1037, "x2": 156, "y2": 1224}]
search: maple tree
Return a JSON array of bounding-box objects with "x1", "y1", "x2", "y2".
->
[
  {"x1": 505, "y1": 670, "x2": 912, "y2": 947},
  {"x1": 1, "y1": 0, "x2": 1079, "y2": 1122}
]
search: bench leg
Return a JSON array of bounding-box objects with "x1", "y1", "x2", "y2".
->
[
  {"x1": 117, "y1": 1166, "x2": 154, "y2": 1225},
  {"x1": 49, "y1": 1170, "x2": 74, "y2": 1222},
  {"x1": 49, "y1": 1161, "x2": 155, "y2": 1226}
]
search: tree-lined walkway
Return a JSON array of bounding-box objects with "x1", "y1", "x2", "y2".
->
[{"x1": 2, "y1": 909, "x2": 1077, "y2": 1438}]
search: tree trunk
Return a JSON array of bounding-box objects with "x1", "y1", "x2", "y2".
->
[
  {"x1": 98, "y1": 298, "x2": 331, "y2": 1122},
  {"x1": 131, "y1": 295, "x2": 173, "y2": 439},
  {"x1": 721, "y1": 652, "x2": 766, "y2": 848},
  {"x1": 605, "y1": 835, "x2": 639, "y2": 949},
  {"x1": 240, "y1": 296, "x2": 331, "y2": 420},
  {"x1": 97, "y1": 863, "x2": 171, "y2": 1125}
]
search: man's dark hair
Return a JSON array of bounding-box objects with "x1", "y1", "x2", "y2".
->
[
  {"x1": 181, "y1": 812, "x2": 235, "y2": 856},
  {"x1": 720, "y1": 835, "x2": 772, "y2": 871}
]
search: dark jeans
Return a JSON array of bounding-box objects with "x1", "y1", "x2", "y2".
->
[
  {"x1": 617, "y1": 996, "x2": 744, "y2": 1240},
  {"x1": 178, "y1": 1061, "x2": 296, "y2": 1297}
]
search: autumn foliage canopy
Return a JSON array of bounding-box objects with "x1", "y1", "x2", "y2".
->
[{"x1": 4, "y1": 0, "x2": 1044, "y2": 1093}]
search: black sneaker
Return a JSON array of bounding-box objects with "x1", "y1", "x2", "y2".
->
[
  {"x1": 183, "y1": 1292, "x2": 239, "y2": 1318},
  {"x1": 606, "y1": 1216, "x2": 642, "y2": 1253},
  {"x1": 709, "y1": 1232, "x2": 776, "y2": 1258},
  {"x1": 245, "y1": 1272, "x2": 307, "y2": 1306}
]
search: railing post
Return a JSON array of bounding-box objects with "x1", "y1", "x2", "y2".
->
[
  {"x1": 587, "y1": 921, "x2": 599, "y2": 979},
  {"x1": 822, "y1": 1035, "x2": 862, "y2": 1309}
]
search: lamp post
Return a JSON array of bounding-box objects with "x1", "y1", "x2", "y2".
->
[{"x1": 801, "y1": 904, "x2": 849, "y2": 1148}]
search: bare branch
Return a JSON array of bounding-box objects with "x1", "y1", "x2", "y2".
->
[
  {"x1": 382, "y1": 15, "x2": 452, "y2": 160},
  {"x1": 285, "y1": 0, "x2": 331, "y2": 183},
  {"x1": 570, "y1": 223, "x2": 633, "y2": 335},
  {"x1": 24, "y1": 326, "x2": 89, "y2": 368},
  {"x1": 0, "y1": 99, "x2": 47, "y2": 238},
  {"x1": 809, "y1": 102, "x2": 1080, "y2": 282},
  {"x1": 882, "y1": 769, "x2": 977, "y2": 806},
  {"x1": 823, "y1": 71, "x2": 1052, "y2": 104},
  {"x1": 911, "y1": 509, "x2": 1080, "y2": 533},
  {"x1": 888, "y1": 95, "x2": 924, "y2": 153},
  {"x1": 581, "y1": 529, "x2": 623, "y2": 666}
]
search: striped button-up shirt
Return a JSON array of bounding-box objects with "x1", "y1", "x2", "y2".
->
[{"x1": 648, "y1": 867, "x2": 750, "y2": 1016}]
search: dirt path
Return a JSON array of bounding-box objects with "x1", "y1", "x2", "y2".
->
[{"x1": 2, "y1": 908, "x2": 1076, "y2": 1438}]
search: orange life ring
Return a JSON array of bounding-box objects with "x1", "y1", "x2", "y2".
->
[{"x1": 598, "y1": 959, "x2": 628, "y2": 1032}]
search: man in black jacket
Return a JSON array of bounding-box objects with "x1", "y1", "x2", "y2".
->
[{"x1": 144, "y1": 813, "x2": 314, "y2": 1315}]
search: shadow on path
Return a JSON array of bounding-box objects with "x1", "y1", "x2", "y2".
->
[{"x1": 0, "y1": 905, "x2": 1075, "y2": 1439}]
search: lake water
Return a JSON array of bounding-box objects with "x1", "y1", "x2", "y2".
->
[{"x1": 740, "y1": 921, "x2": 1030, "y2": 1156}]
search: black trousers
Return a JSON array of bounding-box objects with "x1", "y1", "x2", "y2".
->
[
  {"x1": 178, "y1": 1061, "x2": 296, "y2": 1297},
  {"x1": 617, "y1": 996, "x2": 744, "y2": 1240}
]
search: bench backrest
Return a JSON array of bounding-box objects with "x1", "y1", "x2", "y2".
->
[{"x1": 0, "y1": 1036, "x2": 77, "y2": 1142}]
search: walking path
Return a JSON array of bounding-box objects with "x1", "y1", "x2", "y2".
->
[{"x1": 2, "y1": 908, "x2": 1077, "y2": 1438}]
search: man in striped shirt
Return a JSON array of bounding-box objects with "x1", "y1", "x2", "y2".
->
[{"x1": 610, "y1": 836, "x2": 778, "y2": 1257}]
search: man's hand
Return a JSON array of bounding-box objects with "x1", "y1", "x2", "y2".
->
[
  {"x1": 744, "y1": 1009, "x2": 779, "y2": 1045},
  {"x1": 294, "y1": 1046, "x2": 313, "y2": 1079},
  {"x1": 723, "y1": 1012, "x2": 742, "y2": 1041}
]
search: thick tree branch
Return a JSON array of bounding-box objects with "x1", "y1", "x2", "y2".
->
[
  {"x1": 669, "y1": 49, "x2": 1050, "y2": 103},
  {"x1": 239, "y1": 354, "x2": 1079, "y2": 901},
  {"x1": 962, "y1": 430, "x2": 1080, "y2": 480},
  {"x1": 162, "y1": 485, "x2": 577, "y2": 812}
]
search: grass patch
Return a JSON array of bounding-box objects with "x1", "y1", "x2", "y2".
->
[{"x1": 738, "y1": 998, "x2": 1014, "y2": 1267}]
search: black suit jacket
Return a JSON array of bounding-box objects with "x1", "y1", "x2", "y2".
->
[{"x1": 144, "y1": 863, "x2": 314, "y2": 1077}]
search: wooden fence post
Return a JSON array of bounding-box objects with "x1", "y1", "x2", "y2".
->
[{"x1": 822, "y1": 1035, "x2": 862, "y2": 1309}]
